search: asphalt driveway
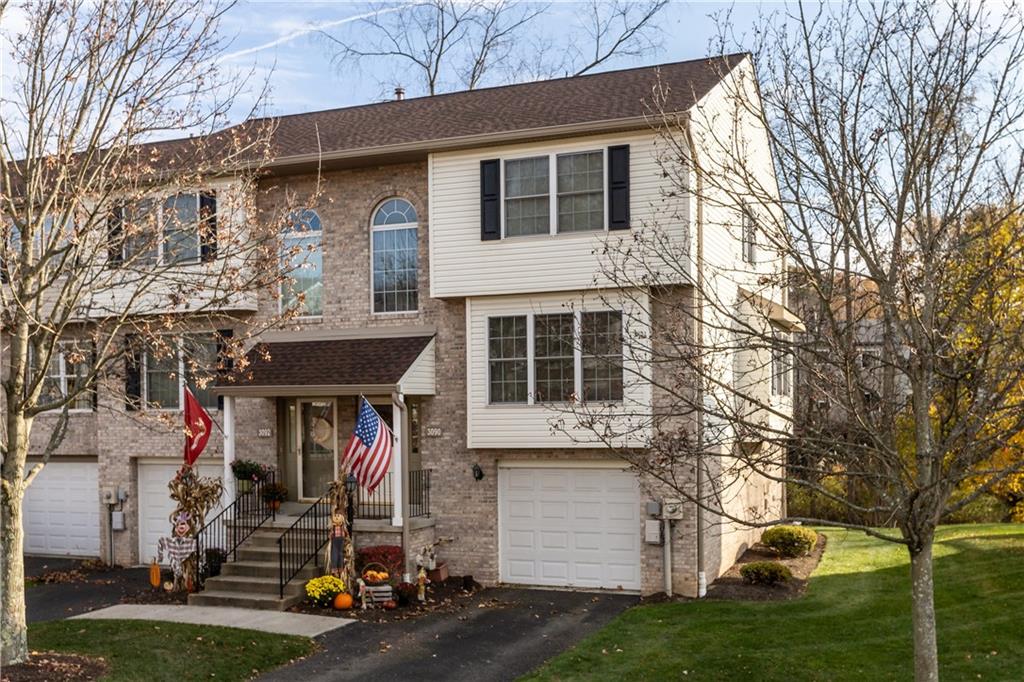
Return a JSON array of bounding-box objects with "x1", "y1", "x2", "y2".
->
[
  {"x1": 25, "y1": 555, "x2": 149, "y2": 622},
  {"x1": 259, "y1": 587, "x2": 638, "y2": 682}
]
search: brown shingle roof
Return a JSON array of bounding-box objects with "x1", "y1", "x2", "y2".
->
[
  {"x1": 223, "y1": 335, "x2": 433, "y2": 389},
  {"x1": 257, "y1": 53, "x2": 746, "y2": 160}
]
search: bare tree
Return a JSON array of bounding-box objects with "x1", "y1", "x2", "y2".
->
[
  {"x1": 0, "y1": 0, "x2": 318, "y2": 665},
  {"x1": 320, "y1": 0, "x2": 667, "y2": 97},
  {"x1": 557, "y1": 2, "x2": 1024, "y2": 680}
]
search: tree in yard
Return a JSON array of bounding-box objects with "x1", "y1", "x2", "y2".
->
[
  {"x1": 319, "y1": 0, "x2": 668, "y2": 97},
  {"x1": 559, "y1": 2, "x2": 1024, "y2": 680},
  {"x1": 0, "y1": 0, "x2": 317, "y2": 665}
]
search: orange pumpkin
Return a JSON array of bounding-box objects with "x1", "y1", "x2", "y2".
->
[
  {"x1": 149, "y1": 559, "x2": 161, "y2": 588},
  {"x1": 333, "y1": 592, "x2": 353, "y2": 610},
  {"x1": 382, "y1": 599, "x2": 397, "y2": 610}
]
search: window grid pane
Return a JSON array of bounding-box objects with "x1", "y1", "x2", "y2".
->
[
  {"x1": 488, "y1": 316, "x2": 528, "y2": 403},
  {"x1": 184, "y1": 334, "x2": 219, "y2": 409},
  {"x1": 372, "y1": 223, "x2": 418, "y2": 313},
  {"x1": 505, "y1": 157, "x2": 550, "y2": 236},
  {"x1": 557, "y1": 151, "x2": 604, "y2": 233},
  {"x1": 581, "y1": 311, "x2": 623, "y2": 401},
  {"x1": 163, "y1": 193, "x2": 200, "y2": 264},
  {"x1": 145, "y1": 344, "x2": 180, "y2": 409},
  {"x1": 534, "y1": 313, "x2": 575, "y2": 402}
]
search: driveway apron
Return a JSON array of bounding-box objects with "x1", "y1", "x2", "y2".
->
[{"x1": 258, "y1": 587, "x2": 638, "y2": 682}]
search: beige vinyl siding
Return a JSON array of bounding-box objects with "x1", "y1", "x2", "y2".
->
[
  {"x1": 399, "y1": 339, "x2": 437, "y2": 395},
  {"x1": 466, "y1": 289, "x2": 652, "y2": 449},
  {"x1": 429, "y1": 131, "x2": 690, "y2": 298}
]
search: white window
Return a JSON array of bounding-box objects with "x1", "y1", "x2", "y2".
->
[
  {"x1": 33, "y1": 344, "x2": 93, "y2": 411},
  {"x1": 371, "y1": 198, "x2": 418, "y2": 313},
  {"x1": 142, "y1": 334, "x2": 219, "y2": 410},
  {"x1": 503, "y1": 150, "x2": 606, "y2": 237},
  {"x1": 487, "y1": 310, "x2": 623, "y2": 404},
  {"x1": 281, "y1": 209, "x2": 324, "y2": 317},
  {"x1": 742, "y1": 204, "x2": 757, "y2": 264},
  {"x1": 122, "y1": 193, "x2": 204, "y2": 265},
  {"x1": 557, "y1": 151, "x2": 604, "y2": 232},
  {"x1": 771, "y1": 330, "x2": 791, "y2": 396}
]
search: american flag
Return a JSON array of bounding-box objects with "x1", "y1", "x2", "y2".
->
[{"x1": 341, "y1": 398, "x2": 393, "y2": 493}]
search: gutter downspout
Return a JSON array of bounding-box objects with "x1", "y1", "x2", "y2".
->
[{"x1": 686, "y1": 119, "x2": 708, "y2": 599}]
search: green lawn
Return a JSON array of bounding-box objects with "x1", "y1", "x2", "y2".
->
[
  {"x1": 28, "y1": 619, "x2": 315, "y2": 681},
  {"x1": 525, "y1": 524, "x2": 1024, "y2": 681}
]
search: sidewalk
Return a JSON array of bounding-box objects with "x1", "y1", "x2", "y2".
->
[{"x1": 72, "y1": 604, "x2": 353, "y2": 637}]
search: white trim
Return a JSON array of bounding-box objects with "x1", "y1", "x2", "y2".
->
[
  {"x1": 497, "y1": 459, "x2": 630, "y2": 469},
  {"x1": 465, "y1": 297, "x2": 474, "y2": 447}
]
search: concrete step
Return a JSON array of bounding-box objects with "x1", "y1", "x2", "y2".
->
[
  {"x1": 220, "y1": 561, "x2": 322, "y2": 580},
  {"x1": 236, "y1": 545, "x2": 326, "y2": 563},
  {"x1": 240, "y1": 530, "x2": 324, "y2": 548},
  {"x1": 188, "y1": 589, "x2": 303, "y2": 611},
  {"x1": 202, "y1": 574, "x2": 306, "y2": 597}
]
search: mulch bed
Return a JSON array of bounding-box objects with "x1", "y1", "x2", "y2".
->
[
  {"x1": 31, "y1": 560, "x2": 120, "y2": 587},
  {"x1": 120, "y1": 586, "x2": 189, "y2": 605},
  {"x1": 290, "y1": 575, "x2": 484, "y2": 622},
  {"x1": 0, "y1": 652, "x2": 107, "y2": 682},
  {"x1": 705, "y1": 532, "x2": 828, "y2": 601}
]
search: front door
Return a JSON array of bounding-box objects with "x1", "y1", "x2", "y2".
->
[{"x1": 297, "y1": 399, "x2": 337, "y2": 500}]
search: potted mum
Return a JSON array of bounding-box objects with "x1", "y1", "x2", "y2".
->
[
  {"x1": 261, "y1": 482, "x2": 288, "y2": 511},
  {"x1": 230, "y1": 459, "x2": 268, "y2": 492}
]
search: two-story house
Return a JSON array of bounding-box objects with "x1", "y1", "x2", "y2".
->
[{"x1": 19, "y1": 53, "x2": 790, "y2": 601}]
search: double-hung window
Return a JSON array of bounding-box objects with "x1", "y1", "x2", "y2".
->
[
  {"x1": 33, "y1": 344, "x2": 93, "y2": 411},
  {"x1": 488, "y1": 316, "x2": 529, "y2": 403},
  {"x1": 503, "y1": 150, "x2": 606, "y2": 236},
  {"x1": 488, "y1": 310, "x2": 624, "y2": 404},
  {"x1": 143, "y1": 334, "x2": 219, "y2": 410},
  {"x1": 122, "y1": 193, "x2": 206, "y2": 265},
  {"x1": 771, "y1": 330, "x2": 792, "y2": 396},
  {"x1": 742, "y1": 204, "x2": 757, "y2": 264},
  {"x1": 281, "y1": 209, "x2": 324, "y2": 317}
]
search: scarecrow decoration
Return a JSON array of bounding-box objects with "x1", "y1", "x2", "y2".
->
[
  {"x1": 326, "y1": 479, "x2": 356, "y2": 588},
  {"x1": 163, "y1": 464, "x2": 223, "y2": 591}
]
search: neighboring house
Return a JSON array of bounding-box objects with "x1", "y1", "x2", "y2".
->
[{"x1": 14, "y1": 53, "x2": 789, "y2": 600}]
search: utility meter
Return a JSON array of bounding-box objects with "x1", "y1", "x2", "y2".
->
[{"x1": 662, "y1": 498, "x2": 685, "y2": 520}]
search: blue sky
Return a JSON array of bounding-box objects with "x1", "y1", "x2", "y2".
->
[{"x1": 218, "y1": 1, "x2": 771, "y2": 121}]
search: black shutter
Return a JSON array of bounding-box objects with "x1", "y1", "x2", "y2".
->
[
  {"x1": 480, "y1": 159, "x2": 501, "y2": 241},
  {"x1": 107, "y1": 204, "x2": 124, "y2": 266},
  {"x1": 215, "y1": 328, "x2": 233, "y2": 411},
  {"x1": 608, "y1": 145, "x2": 630, "y2": 230},
  {"x1": 90, "y1": 343, "x2": 99, "y2": 411},
  {"x1": 199, "y1": 192, "x2": 217, "y2": 262},
  {"x1": 124, "y1": 334, "x2": 142, "y2": 411}
]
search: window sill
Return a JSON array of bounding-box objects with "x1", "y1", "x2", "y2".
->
[
  {"x1": 500, "y1": 229, "x2": 606, "y2": 242},
  {"x1": 371, "y1": 309, "x2": 420, "y2": 317}
]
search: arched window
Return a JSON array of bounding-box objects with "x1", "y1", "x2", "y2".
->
[
  {"x1": 281, "y1": 208, "x2": 323, "y2": 317},
  {"x1": 371, "y1": 198, "x2": 418, "y2": 313}
]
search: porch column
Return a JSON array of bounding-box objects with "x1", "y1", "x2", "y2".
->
[
  {"x1": 222, "y1": 395, "x2": 236, "y2": 506},
  {"x1": 391, "y1": 392, "x2": 405, "y2": 529}
]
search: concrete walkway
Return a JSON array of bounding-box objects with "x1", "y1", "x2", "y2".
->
[{"x1": 71, "y1": 604, "x2": 353, "y2": 637}]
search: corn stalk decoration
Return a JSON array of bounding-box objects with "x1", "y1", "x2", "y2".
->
[
  {"x1": 167, "y1": 465, "x2": 223, "y2": 590},
  {"x1": 327, "y1": 479, "x2": 355, "y2": 591}
]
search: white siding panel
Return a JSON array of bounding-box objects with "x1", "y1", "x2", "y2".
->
[
  {"x1": 430, "y1": 131, "x2": 690, "y2": 297},
  {"x1": 467, "y1": 290, "x2": 651, "y2": 449},
  {"x1": 399, "y1": 339, "x2": 437, "y2": 395}
]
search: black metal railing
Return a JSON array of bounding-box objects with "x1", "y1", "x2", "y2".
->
[
  {"x1": 350, "y1": 469, "x2": 432, "y2": 520},
  {"x1": 409, "y1": 469, "x2": 431, "y2": 519},
  {"x1": 193, "y1": 471, "x2": 276, "y2": 590},
  {"x1": 277, "y1": 492, "x2": 331, "y2": 598}
]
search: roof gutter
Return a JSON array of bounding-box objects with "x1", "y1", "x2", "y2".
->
[{"x1": 214, "y1": 383, "x2": 397, "y2": 397}]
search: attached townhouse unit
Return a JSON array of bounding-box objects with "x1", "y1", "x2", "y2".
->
[{"x1": 17, "y1": 53, "x2": 790, "y2": 600}]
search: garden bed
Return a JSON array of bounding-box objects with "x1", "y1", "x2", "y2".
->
[
  {"x1": 0, "y1": 651, "x2": 107, "y2": 682},
  {"x1": 289, "y1": 575, "x2": 482, "y2": 622},
  {"x1": 705, "y1": 532, "x2": 827, "y2": 601}
]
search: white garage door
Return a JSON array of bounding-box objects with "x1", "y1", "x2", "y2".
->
[
  {"x1": 499, "y1": 466, "x2": 641, "y2": 591},
  {"x1": 23, "y1": 461, "x2": 101, "y2": 557},
  {"x1": 138, "y1": 460, "x2": 222, "y2": 565}
]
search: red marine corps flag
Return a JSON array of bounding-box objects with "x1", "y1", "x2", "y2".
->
[{"x1": 183, "y1": 387, "x2": 212, "y2": 466}]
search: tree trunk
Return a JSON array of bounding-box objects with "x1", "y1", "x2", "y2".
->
[
  {"x1": 909, "y1": 542, "x2": 939, "y2": 682},
  {"x1": 1, "y1": 408, "x2": 30, "y2": 666},
  {"x1": 1, "y1": 482, "x2": 28, "y2": 666}
]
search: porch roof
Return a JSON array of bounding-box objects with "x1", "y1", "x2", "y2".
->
[{"x1": 215, "y1": 334, "x2": 436, "y2": 397}]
